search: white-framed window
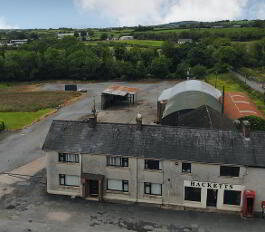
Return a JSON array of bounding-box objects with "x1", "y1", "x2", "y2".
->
[
  {"x1": 107, "y1": 156, "x2": 128, "y2": 167},
  {"x1": 58, "y1": 153, "x2": 79, "y2": 163},
  {"x1": 144, "y1": 182, "x2": 162, "y2": 196},
  {"x1": 107, "y1": 179, "x2": 128, "y2": 192},
  {"x1": 144, "y1": 159, "x2": 162, "y2": 170},
  {"x1": 59, "y1": 174, "x2": 80, "y2": 187},
  {"x1": 184, "y1": 186, "x2": 201, "y2": 202}
]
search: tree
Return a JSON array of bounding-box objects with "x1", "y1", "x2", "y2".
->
[
  {"x1": 100, "y1": 33, "x2": 108, "y2": 40},
  {"x1": 150, "y1": 56, "x2": 171, "y2": 78},
  {"x1": 191, "y1": 65, "x2": 207, "y2": 79}
]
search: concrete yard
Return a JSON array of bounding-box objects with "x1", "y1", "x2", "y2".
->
[{"x1": 0, "y1": 81, "x2": 264, "y2": 231}]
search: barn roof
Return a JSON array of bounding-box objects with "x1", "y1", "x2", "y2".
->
[
  {"x1": 158, "y1": 80, "x2": 222, "y2": 102},
  {"x1": 43, "y1": 120, "x2": 265, "y2": 168},
  {"x1": 102, "y1": 85, "x2": 139, "y2": 96}
]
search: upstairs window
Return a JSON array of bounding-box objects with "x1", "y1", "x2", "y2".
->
[
  {"x1": 58, "y1": 153, "x2": 79, "y2": 163},
  {"x1": 182, "y1": 162, "x2": 191, "y2": 173},
  {"x1": 144, "y1": 159, "x2": 161, "y2": 170},
  {"x1": 220, "y1": 166, "x2": 240, "y2": 177},
  {"x1": 107, "y1": 156, "x2": 128, "y2": 167}
]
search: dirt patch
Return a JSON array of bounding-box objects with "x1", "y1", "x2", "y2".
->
[{"x1": 47, "y1": 212, "x2": 72, "y2": 222}]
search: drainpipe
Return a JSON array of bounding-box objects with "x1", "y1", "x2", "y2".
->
[{"x1": 222, "y1": 86, "x2": 225, "y2": 114}]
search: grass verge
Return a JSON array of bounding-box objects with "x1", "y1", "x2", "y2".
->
[{"x1": 0, "y1": 109, "x2": 54, "y2": 130}]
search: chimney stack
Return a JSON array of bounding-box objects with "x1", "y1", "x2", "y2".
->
[
  {"x1": 136, "y1": 113, "x2": 142, "y2": 130},
  {"x1": 242, "y1": 120, "x2": 251, "y2": 140}
]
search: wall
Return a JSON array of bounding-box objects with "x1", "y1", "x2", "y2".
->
[
  {"x1": 46, "y1": 151, "x2": 82, "y2": 196},
  {"x1": 47, "y1": 151, "x2": 265, "y2": 212}
]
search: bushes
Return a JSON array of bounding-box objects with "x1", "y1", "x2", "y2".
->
[
  {"x1": 239, "y1": 116, "x2": 265, "y2": 131},
  {"x1": 0, "y1": 120, "x2": 5, "y2": 131}
]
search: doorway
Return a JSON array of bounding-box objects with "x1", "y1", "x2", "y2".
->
[
  {"x1": 88, "y1": 180, "x2": 99, "y2": 197},
  {"x1": 207, "y1": 189, "x2": 218, "y2": 207}
]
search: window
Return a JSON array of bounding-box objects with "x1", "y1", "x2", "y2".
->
[
  {"x1": 144, "y1": 159, "x2": 161, "y2": 170},
  {"x1": 107, "y1": 179, "x2": 128, "y2": 192},
  {"x1": 185, "y1": 187, "x2": 201, "y2": 202},
  {"x1": 144, "y1": 182, "x2": 162, "y2": 195},
  {"x1": 220, "y1": 166, "x2": 240, "y2": 177},
  {"x1": 58, "y1": 153, "x2": 79, "y2": 163},
  {"x1": 223, "y1": 190, "x2": 241, "y2": 206},
  {"x1": 182, "y1": 163, "x2": 191, "y2": 173},
  {"x1": 59, "y1": 174, "x2": 80, "y2": 187},
  {"x1": 107, "y1": 156, "x2": 128, "y2": 167}
]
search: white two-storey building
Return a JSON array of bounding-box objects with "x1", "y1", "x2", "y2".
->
[{"x1": 42, "y1": 118, "x2": 265, "y2": 216}]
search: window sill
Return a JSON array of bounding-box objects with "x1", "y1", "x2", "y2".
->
[
  {"x1": 106, "y1": 190, "x2": 129, "y2": 195},
  {"x1": 106, "y1": 166, "x2": 129, "y2": 169},
  {"x1": 218, "y1": 176, "x2": 240, "y2": 179},
  {"x1": 144, "y1": 169, "x2": 163, "y2": 173},
  {"x1": 59, "y1": 185, "x2": 80, "y2": 190},
  {"x1": 180, "y1": 172, "x2": 192, "y2": 176},
  {"x1": 57, "y1": 162, "x2": 80, "y2": 165}
]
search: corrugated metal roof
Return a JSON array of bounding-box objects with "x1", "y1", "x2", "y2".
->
[
  {"x1": 102, "y1": 85, "x2": 139, "y2": 96},
  {"x1": 158, "y1": 80, "x2": 222, "y2": 102},
  {"x1": 224, "y1": 92, "x2": 264, "y2": 120}
]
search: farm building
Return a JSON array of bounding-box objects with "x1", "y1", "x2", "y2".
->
[
  {"x1": 119, "y1": 36, "x2": 134, "y2": 40},
  {"x1": 224, "y1": 92, "x2": 264, "y2": 120},
  {"x1": 178, "y1": 39, "x2": 193, "y2": 44},
  {"x1": 101, "y1": 85, "x2": 139, "y2": 110},
  {"x1": 43, "y1": 117, "x2": 265, "y2": 216},
  {"x1": 157, "y1": 80, "x2": 223, "y2": 127}
]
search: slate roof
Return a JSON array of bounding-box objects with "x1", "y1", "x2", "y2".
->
[{"x1": 42, "y1": 120, "x2": 265, "y2": 168}]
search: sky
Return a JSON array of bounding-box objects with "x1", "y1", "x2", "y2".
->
[{"x1": 0, "y1": 0, "x2": 264, "y2": 29}]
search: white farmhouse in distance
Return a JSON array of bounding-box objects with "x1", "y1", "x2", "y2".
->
[
  {"x1": 119, "y1": 36, "x2": 134, "y2": 40},
  {"x1": 57, "y1": 32, "x2": 75, "y2": 39},
  {"x1": 178, "y1": 39, "x2": 193, "y2": 44}
]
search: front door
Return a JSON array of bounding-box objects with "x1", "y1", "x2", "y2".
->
[
  {"x1": 89, "y1": 180, "x2": 99, "y2": 197},
  {"x1": 207, "y1": 189, "x2": 218, "y2": 207}
]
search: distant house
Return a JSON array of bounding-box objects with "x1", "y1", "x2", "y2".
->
[
  {"x1": 232, "y1": 25, "x2": 242, "y2": 28},
  {"x1": 178, "y1": 39, "x2": 192, "y2": 44},
  {"x1": 119, "y1": 36, "x2": 134, "y2": 40},
  {"x1": 57, "y1": 32, "x2": 75, "y2": 39},
  {"x1": 8, "y1": 39, "x2": 28, "y2": 46},
  {"x1": 212, "y1": 26, "x2": 224, "y2": 29}
]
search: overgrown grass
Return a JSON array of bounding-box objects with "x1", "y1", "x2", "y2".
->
[
  {"x1": 0, "y1": 109, "x2": 53, "y2": 130},
  {"x1": 0, "y1": 90, "x2": 81, "y2": 112},
  {"x1": 239, "y1": 67, "x2": 265, "y2": 83},
  {"x1": 0, "y1": 84, "x2": 81, "y2": 130},
  {"x1": 205, "y1": 73, "x2": 265, "y2": 115}
]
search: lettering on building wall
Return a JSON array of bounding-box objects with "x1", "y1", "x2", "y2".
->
[{"x1": 190, "y1": 181, "x2": 234, "y2": 190}]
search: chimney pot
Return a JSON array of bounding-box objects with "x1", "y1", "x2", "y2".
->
[{"x1": 136, "y1": 113, "x2": 142, "y2": 130}]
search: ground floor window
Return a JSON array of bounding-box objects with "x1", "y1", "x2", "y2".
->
[
  {"x1": 223, "y1": 190, "x2": 241, "y2": 206},
  {"x1": 59, "y1": 174, "x2": 80, "y2": 187},
  {"x1": 185, "y1": 187, "x2": 201, "y2": 202},
  {"x1": 144, "y1": 182, "x2": 162, "y2": 196},
  {"x1": 107, "y1": 179, "x2": 128, "y2": 192}
]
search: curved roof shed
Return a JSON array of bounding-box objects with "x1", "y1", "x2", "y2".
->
[{"x1": 160, "y1": 80, "x2": 222, "y2": 119}]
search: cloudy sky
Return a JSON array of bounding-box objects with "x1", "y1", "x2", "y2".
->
[{"x1": 0, "y1": 0, "x2": 264, "y2": 29}]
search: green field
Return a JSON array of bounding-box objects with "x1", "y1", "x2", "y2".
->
[
  {"x1": 85, "y1": 39, "x2": 164, "y2": 48},
  {"x1": 206, "y1": 73, "x2": 265, "y2": 115},
  {"x1": 0, "y1": 109, "x2": 53, "y2": 130}
]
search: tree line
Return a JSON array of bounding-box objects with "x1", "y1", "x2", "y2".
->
[{"x1": 0, "y1": 36, "x2": 264, "y2": 82}]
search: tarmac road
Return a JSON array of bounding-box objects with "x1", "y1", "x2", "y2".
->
[{"x1": 0, "y1": 81, "x2": 174, "y2": 172}]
